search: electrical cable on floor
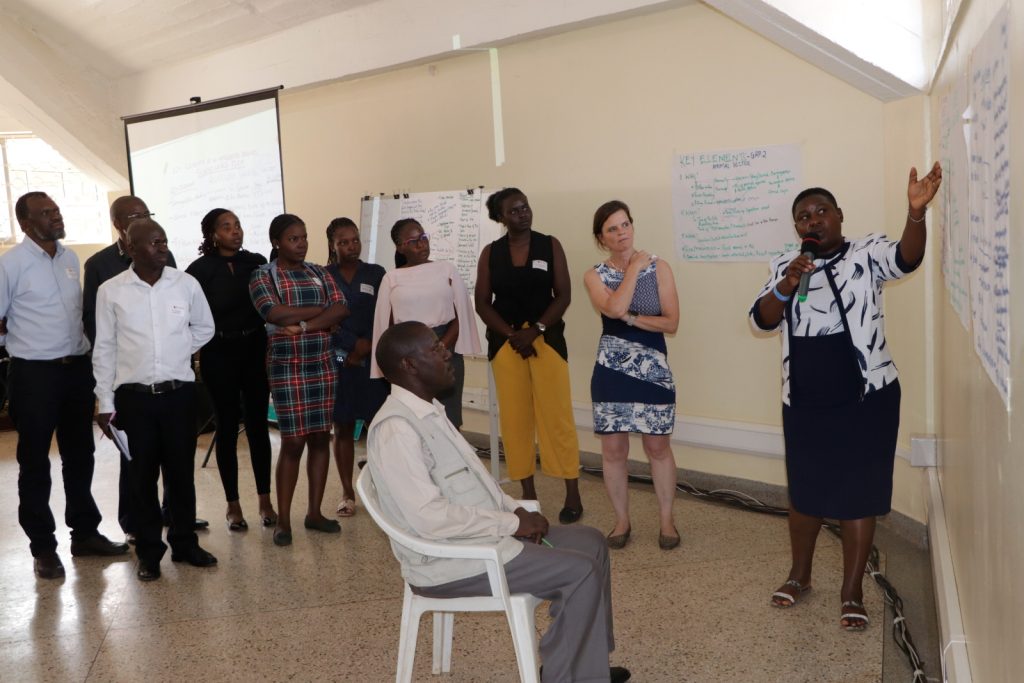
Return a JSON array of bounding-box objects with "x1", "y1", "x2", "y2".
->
[
  {"x1": 580, "y1": 464, "x2": 930, "y2": 683},
  {"x1": 478, "y1": 440, "x2": 927, "y2": 683}
]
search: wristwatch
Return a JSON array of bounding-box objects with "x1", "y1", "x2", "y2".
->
[
  {"x1": 626, "y1": 310, "x2": 638, "y2": 326},
  {"x1": 534, "y1": 322, "x2": 547, "y2": 333},
  {"x1": 299, "y1": 320, "x2": 308, "y2": 333}
]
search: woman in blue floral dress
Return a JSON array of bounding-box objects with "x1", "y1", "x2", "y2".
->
[{"x1": 584, "y1": 200, "x2": 680, "y2": 550}]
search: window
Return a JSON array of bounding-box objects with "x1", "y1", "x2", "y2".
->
[{"x1": 0, "y1": 134, "x2": 110, "y2": 244}]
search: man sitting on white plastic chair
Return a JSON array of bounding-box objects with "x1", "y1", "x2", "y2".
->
[{"x1": 368, "y1": 322, "x2": 630, "y2": 683}]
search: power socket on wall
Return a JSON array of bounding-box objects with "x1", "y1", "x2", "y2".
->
[{"x1": 910, "y1": 435, "x2": 938, "y2": 467}]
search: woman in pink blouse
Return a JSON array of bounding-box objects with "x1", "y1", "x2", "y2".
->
[{"x1": 371, "y1": 218, "x2": 480, "y2": 427}]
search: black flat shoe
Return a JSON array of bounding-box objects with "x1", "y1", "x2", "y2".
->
[
  {"x1": 34, "y1": 553, "x2": 65, "y2": 580},
  {"x1": 70, "y1": 533, "x2": 130, "y2": 557},
  {"x1": 162, "y1": 517, "x2": 210, "y2": 529},
  {"x1": 170, "y1": 547, "x2": 218, "y2": 567},
  {"x1": 226, "y1": 517, "x2": 248, "y2": 532},
  {"x1": 304, "y1": 516, "x2": 341, "y2": 533},
  {"x1": 558, "y1": 506, "x2": 583, "y2": 525},
  {"x1": 273, "y1": 530, "x2": 292, "y2": 547},
  {"x1": 540, "y1": 665, "x2": 630, "y2": 682},
  {"x1": 137, "y1": 562, "x2": 161, "y2": 581},
  {"x1": 261, "y1": 512, "x2": 278, "y2": 528}
]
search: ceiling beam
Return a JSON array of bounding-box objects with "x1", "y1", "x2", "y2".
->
[
  {"x1": 704, "y1": 0, "x2": 924, "y2": 102},
  {"x1": 115, "y1": 0, "x2": 689, "y2": 115},
  {"x1": 0, "y1": 13, "x2": 127, "y2": 188}
]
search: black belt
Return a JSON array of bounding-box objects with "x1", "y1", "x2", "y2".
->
[
  {"x1": 215, "y1": 327, "x2": 262, "y2": 339},
  {"x1": 117, "y1": 380, "x2": 190, "y2": 395},
  {"x1": 13, "y1": 354, "x2": 87, "y2": 365}
]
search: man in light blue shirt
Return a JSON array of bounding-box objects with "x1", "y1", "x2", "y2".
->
[{"x1": 0, "y1": 191, "x2": 128, "y2": 580}]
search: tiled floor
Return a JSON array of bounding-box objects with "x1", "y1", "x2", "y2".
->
[{"x1": 0, "y1": 423, "x2": 933, "y2": 682}]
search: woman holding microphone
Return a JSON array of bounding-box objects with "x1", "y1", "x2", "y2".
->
[{"x1": 750, "y1": 163, "x2": 941, "y2": 630}]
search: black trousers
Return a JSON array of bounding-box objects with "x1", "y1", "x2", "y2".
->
[
  {"x1": 117, "y1": 452, "x2": 171, "y2": 533},
  {"x1": 114, "y1": 383, "x2": 199, "y2": 564},
  {"x1": 8, "y1": 356, "x2": 101, "y2": 557},
  {"x1": 200, "y1": 334, "x2": 272, "y2": 502}
]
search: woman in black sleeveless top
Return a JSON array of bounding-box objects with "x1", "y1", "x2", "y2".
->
[{"x1": 475, "y1": 188, "x2": 583, "y2": 523}]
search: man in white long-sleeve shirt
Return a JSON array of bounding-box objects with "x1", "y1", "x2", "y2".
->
[
  {"x1": 367, "y1": 322, "x2": 630, "y2": 683},
  {"x1": 92, "y1": 218, "x2": 216, "y2": 582}
]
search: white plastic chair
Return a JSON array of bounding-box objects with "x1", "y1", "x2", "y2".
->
[{"x1": 356, "y1": 467, "x2": 542, "y2": 683}]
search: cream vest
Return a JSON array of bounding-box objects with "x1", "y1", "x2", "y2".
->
[{"x1": 367, "y1": 395, "x2": 524, "y2": 587}]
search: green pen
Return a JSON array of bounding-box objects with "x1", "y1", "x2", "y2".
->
[{"x1": 540, "y1": 537, "x2": 554, "y2": 548}]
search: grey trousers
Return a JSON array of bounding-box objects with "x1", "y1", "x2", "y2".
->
[{"x1": 413, "y1": 525, "x2": 615, "y2": 683}]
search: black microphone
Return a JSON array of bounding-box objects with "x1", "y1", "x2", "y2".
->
[{"x1": 796, "y1": 233, "x2": 821, "y2": 302}]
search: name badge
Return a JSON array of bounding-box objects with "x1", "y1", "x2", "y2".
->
[
  {"x1": 169, "y1": 303, "x2": 186, "y2": 317},
  {"x1": 65, "y1": 267, "x2": 77, "y2": 279},
  {"x1": 532, "y1": 260, "x2": 548, "y2": 271},
  {"x1": 359, "y1": 283, "x2": 375, "y2": 296}
]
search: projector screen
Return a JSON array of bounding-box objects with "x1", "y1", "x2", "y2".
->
[{"x1": 124, "y1": 89, "x2": 284, "y2": 269}]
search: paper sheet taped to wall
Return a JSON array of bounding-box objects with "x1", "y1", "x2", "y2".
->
[
  {"x1": 937, "y1": 77, "x2": 970, "y2": 331},
  {"x1": 966, "y1": 4, "x2": 1011, "y2": 409},
  {"x1": 671, "y1": 144, "x2": 802, "y2": 261}
]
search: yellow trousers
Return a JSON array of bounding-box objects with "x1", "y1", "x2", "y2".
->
[{"x1": 491, "y1": 335, "x2": 580, "y2": 481}]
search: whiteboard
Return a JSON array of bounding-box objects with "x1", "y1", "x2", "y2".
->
[
  {"x1": 126, "y1": 96, "x2": 283, "y2": 268},
  {"x1": 360, "y1": 188, "x2": 501, "y2": 354}
]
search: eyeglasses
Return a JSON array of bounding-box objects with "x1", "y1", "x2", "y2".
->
[
  {"x1": 124, "y1": 211, "x2": 155, "y2": 221},
  {"x1": 400, "y1": 233, "x2": 430, "y2": 248}
]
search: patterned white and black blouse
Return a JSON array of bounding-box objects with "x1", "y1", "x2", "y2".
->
[{"x1": 749, "y1": 234, "x2": 920, "y2": 406}]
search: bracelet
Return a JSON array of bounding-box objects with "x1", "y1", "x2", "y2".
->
[
  {"x1": 772, "y1": 286, "x2": 792, "y2": 302},
  {"x1": 907, "y1": 209, "x2": 926, "y2": 223}
]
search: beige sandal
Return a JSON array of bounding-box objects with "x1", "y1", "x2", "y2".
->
[
  {"x1": 770, "y1": 579, "x2": 811, "y2": 607},
  {"x1": 840, "y1": 600, "x2": 869, "y2": 631},
  {"x1": 336, "y1": 498, "x2": 356, "y2": 517}
]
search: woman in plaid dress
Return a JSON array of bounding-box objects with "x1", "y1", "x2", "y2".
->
[{"x1": 249, "y1": 214, "x2": 349, "y2": 547}]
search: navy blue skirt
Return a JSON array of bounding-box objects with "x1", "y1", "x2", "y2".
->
[
  {"x1": 333, "y1": 357, "x2": 388, "y2": 425},
  {"x1": 782, "y1": 334, "x2": 900, "y2": 519}
]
